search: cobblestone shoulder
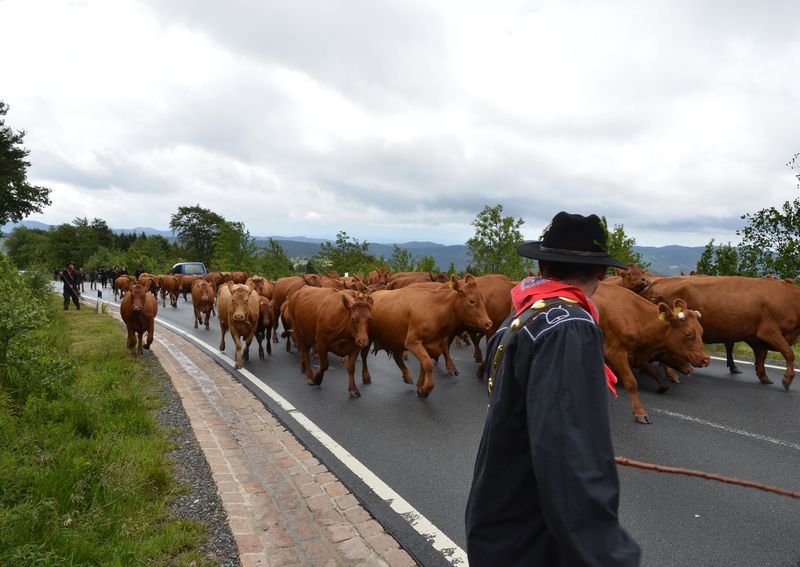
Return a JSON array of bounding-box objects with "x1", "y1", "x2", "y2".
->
[{"x1": 150, "y1": 324, "x2": 419, "y2": 567}]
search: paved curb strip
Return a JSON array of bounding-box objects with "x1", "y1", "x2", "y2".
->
[{"x1": 150, "y1": 324, "x2": 419, "y2": 567}]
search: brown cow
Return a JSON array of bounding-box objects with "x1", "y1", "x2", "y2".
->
[
  {"x1": 644, "y1": 275, "x2": 800, "y2": 390},
  {"x1": 225, "y1": 271, "x2": 251, "y2": 285},
  {"x1": 191, "y1": 279, "x2": 215, "y2": 330},
  {"x1": 592, "y1": 283, "x2": 710, "y2": 423},
  {"x1": 370, "y1": 274, "x2": 492, "y2": 397},
  {"x1": 386, "y1": 271, "x2": 449, "y2": 289},
  {"x1": 254, "y1": 296, "x2": 274, "y2": 360},
  {"x1": 120, "y1": 283, "x2": 158, "y2": 355},
  {"x1": 159, "y1": 274, "x2": 181, "y2": 308},
  {"x1": 178, "y1": 274, "x2": 200, "y2": 301},
  {"x1": 287, "y1": 287, "x2": 374, "y2": 397},
  {"x1": 468, "y1": 275, "x2": 516, "y2": 366},
  {"x1": 203, "y1": 271, "x2": 226, "y2": 295},
  {"x1": 271, "y1": 276, "x2": 310, "y2": 343},
  {"x1": 367, "y1": 267, "x2": 391, "y2": 290},
  {"x1": 217, "y1": 283, "x2": 260, "y2": 369},
  {"x1": 114, "y1": 275, "x2": 135, "y2": 301},
  {"x1": 245, "y1": 275, "x2": 274, "y2": 300}
]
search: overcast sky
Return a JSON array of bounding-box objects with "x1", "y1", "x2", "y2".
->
[{"x1": 2, "y1": 0, "x2": 799, "y2": 246}]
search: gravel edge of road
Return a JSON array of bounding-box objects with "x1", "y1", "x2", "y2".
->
[{"x1": 145, "y1": 353, "x2": 242, "y2": 567}]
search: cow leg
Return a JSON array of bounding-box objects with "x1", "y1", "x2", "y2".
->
[
  {"x1": 724, "y1": 341, "x2": 743, "y2": 374},
  {"x1": 346, "y1": 351, "x2": 361, "y2": 398},
  {"x1": 266, "y1": 325, "x2": 272, "y2": 356},
  {"x1": 662, "y1": 363, "x2": 681, "y2": 384},
  {"x1": 126, "y1": 327, "x2": 136, "y2": 353},
  {"x1": 406, "y1": 342, "x2": 435, "y2": 397},
  {"x1": 441, "y1": 340, "x2": 459, "y2": 376},
  {"x1": 232, "y1": 334, "x2": 243, "y2": 369},
  {"x1": 256, "y1": 330, "x2": 265, "y2": 360},
  {"x1": 243, "y1": 334, "x2": 253, "y2": 363},
  {"x1": 608, "y1": 350, "x2": 651, "y2": 424},
  {"x1": 144, "y1": 321, "x2": 154, "y2": 350},
  {"x1": 750, "y1": 343, "x2": 771, "y2": 384},
  {"x1": 470, "y1": 331, "x2": 484, "y2": 364},
  {"x1": 219, "y1": 322, "x2": 227, "y2": 352},
  {"x1": 391, "y1": 352, "x2": 413, "y2": 384},
  {"x1": 193, "y1": 307, "x2": 199, "y2": 329},
  {"x1": 204, "y1": 309, "x2": 211, "y2": 330},
  {"x1": 360, "y1": 345, "x2": 371, "y2": 384},
  {"x1": 637, "y1": 362, "x2": 669, "y2": 393},
  {"x1": 161, "y1": 291, "x2": 166, "y2": 308},
  {"x1": 755, "y1": 327, "x2": 795, "y2": 388},
  {"x1": 295, "y1": 337, "x2": 315, "y2": 385},
  {"x1": 313, "y1": 348, "x2": 329, "y2": 386},
  {"x1": 136, "y1": 330, "x2": 144, "y2": 354}
]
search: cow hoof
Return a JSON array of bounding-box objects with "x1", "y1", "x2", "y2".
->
[
  {"x1": 656, "y1": 385, "x2": 669, "y2": 394},
  {"x1": 143, "y1": 344, "x2": 150, "y2": 350},
  {"x1": 730, "y1": 366, "x2": 742, "y2": 374},
  {"x1": 403, "y1": 377, "x2": 413, "y2": 384},
  {"x1": 783, "y1": 379, "x2": 792, "y2": 391},
  {"x1": 362, "y1": 377, "x2": 372, "y2": 384},
  {"x1": 634, "y1": 415, "x2": 652, "y2": 425},
  {"x1": 349, "y1": 390, "x2": 361, "y2": 399},
  {"x1": 416, "y1": 389, "x2": 430, "y2": 398},
  {"x1": 758, "y1": 377, "x2": 773, "y2": 385}
]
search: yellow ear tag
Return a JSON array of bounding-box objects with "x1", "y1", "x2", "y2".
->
[
  {"x1": 448, "y1": 281, "x2": 455, "y2": 289},
  {"x1": 658, "y1": 312, "x2": 666, "y2": 321}
]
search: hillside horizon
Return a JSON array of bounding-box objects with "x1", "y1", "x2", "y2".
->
[{"x1": 1, "y1": 221, "x2": 705, "y2": 275}]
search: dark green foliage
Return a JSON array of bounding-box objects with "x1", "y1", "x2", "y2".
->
[
  {"x1": 466, "y1": 204, "x2": 530, "y2": 278},
  {"x1": 169, "y1": 204, "x2": 225, "y2": 265},
  {"x1": 388, "y1": 245, "x2": 413, "y2": 272},
  {"x1": 257, "y1": 238, "x2": 295, "y2": 279},
  {"x1": 601, "y1": 218, "x2": 649, "y2": 270},
  {"x1": 314, "y1": 231, "x2": 377, "y2": 276},
  {"x1": 211, "y1": 220, "x2": 258, "y2": 272},
  {"x1": 696, "y1": 239, "x2": 741, "y2": 275},
  {"x1": 0, "y1": 101, "x2": 52, "y2": 225}
]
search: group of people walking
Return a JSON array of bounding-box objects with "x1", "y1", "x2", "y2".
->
[{"x1": 57, "y1": 263, "x2": 143, "y2": 309}]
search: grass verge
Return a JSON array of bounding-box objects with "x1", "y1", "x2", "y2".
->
[{"x1": 0, "y1": 297, "x2": 213, "y2": 566}]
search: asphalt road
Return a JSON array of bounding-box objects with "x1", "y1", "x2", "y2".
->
[{"x1": 92, "y1": 287, "x2": 800, "y2": 567}]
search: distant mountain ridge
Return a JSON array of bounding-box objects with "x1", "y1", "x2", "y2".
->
[{"x1": 1, "y1": 220, "x2": 703, "y2": 275}]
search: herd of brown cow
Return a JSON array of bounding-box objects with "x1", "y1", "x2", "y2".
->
[{"x1": 113, "y1": 265, "x2": 799, "y2": 424}]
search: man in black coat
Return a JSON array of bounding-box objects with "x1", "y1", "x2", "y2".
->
[
  {"x1": 60, "y1": 262, "x2": 81, "y2": 310},
  {"x1": 465, "y1": 212, "x2": 641, "y2": 566}
]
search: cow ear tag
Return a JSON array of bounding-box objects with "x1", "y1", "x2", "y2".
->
[{"x1": 658, "y1": 312, "x2": 666, "y2": 321}]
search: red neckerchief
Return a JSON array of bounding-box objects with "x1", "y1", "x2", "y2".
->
[{"x1": 511, "y1": 277, "x2": 618, "y2": 397}]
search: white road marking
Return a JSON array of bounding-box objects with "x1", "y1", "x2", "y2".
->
[
  {"x1": 651, "y1": 409, "x2": 800, "y2": 452},
  {"x1": 88, "y1": 292, "x2": 468, "y2": 566}
]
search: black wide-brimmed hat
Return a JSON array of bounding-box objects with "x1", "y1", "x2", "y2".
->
[{"x1": 516, "y1": 211, "x2": 625, "y2": 268}]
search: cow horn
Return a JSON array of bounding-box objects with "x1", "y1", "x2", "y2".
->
[{"x1": 695, "y1": 310, "x2": 702, "y2": 319}]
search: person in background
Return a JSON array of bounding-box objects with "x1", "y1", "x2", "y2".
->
[
  {"x1": 60, "y1": 261, "x2": 81, "y2": 310},
  {"x1": 465, "y1": 211, "x2": 641, "y2": 567},
  {"x1": 90, "y1": 268, "x2": 98, "y2": 290}
]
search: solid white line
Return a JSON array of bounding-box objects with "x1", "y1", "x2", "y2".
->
[
  {"x1": 651, "y1": 409, "x2": 800, "y2": 452},
  {"x1": 708, "y1": 354, "x2": 797, "y2": 372},
  {"x1": 91, "y1": 293, "x2": 469, "y2": 566}
]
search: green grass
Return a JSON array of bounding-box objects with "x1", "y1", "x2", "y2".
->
[
  {"x1": 705, "y1": 341, "x2": 800, "y2": 362},
  {"x1": 0, "y1": 298, "x2": 214, "y2": 566}
]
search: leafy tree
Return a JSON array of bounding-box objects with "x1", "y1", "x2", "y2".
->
[
  {"x1": 466, "y1": 204, "x2": 529, "y2": 278},
  {"x1": 446, "y1": 261, "x2": 457, "y2": 276},
  {"x1": 315, "y1": 231, "x2": 376, "y2": 276},
  {"x1": 0, "y1": 101, "x2": 52, "y2": 226},
  {"x1": 211, "y1": 221, "x2": 258, "y2": 272},
  {"x1": 696, "y1": 239, "x2": 740, "y2": 275},
  {"x1": 169, "y1": 205, "x2": 225, "y2": 265},
  {"x1": 85, "y1": 246, "x2": 125, "y2": 272},
  {"x1": 4, "y1": 226, "x2": 51, "y2": 269},
  {"x1": 601, "y1": 218, "x2": 649, "y2": 270},
  {"x1": 388, "y1": 245, "x2": 413, "y2": 272},
  {"x1": 736, "y1": 196, "x2": 800, "y2": 278},
  {"x1": 257, "y1": 238, "x2": 294, "y2": 279},
  {"x1": 125, "y1": 235, "x2": 175, "y2": 273},
  {"x1": 414, "y1": 255, "x2": 439, "y2": 272}
]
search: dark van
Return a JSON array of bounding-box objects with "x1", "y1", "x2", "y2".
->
[{"x1": 170, "y1": 262, "x2": 208, "y2": 276}]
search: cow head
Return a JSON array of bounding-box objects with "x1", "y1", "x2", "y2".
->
[
  {"x1": 451, "y1": 274, "x2": 493, "y2": 333},
  {"x1": 194, "y1": 280, "x2": 214, "y2": 303},
  {"x1": 258, "y1": 297, "x2": 273, "y2": 327},
  {"x1": 303, "y1": 273, "x2": 323, "y2": 287},
  {"x1": 229, "y1": 284, "x2": 256, "y2": 323},
  {"x1": 342, "y1": 292, "x2": 373, "y2": 348},
  {"x1": 619, "y1": 264, "x2": 651, "y2": 294},
  {"x1": 656, "y1": 299, "x2": 710, "y2": 373},
  {"x1": 128, "y1": 284, "x2": 148, "y2": 312}
]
